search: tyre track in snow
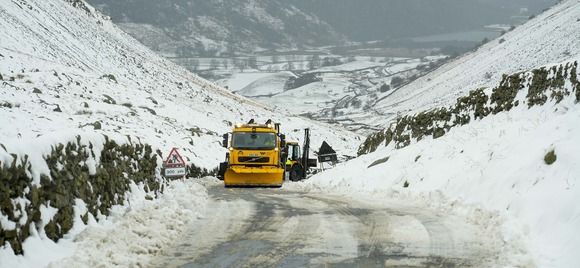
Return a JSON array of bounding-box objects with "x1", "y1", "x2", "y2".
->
[
  {"x1": 152, "y1": 185, "x2": 499, "y2": 267},
  {"x1": 303, "y1": 195, "x2": 472, "y2": 267}
]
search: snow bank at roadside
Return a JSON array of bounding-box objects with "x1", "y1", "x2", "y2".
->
[
  {"x1": 284, "y1": 180, "x2": 536, "y2": 267},
  {"x1": 0, "y1": 179, "x2": 209, "y2": 268},
  {"x1": 300, "y1": 94, "x2": 580, "y2": 267}
]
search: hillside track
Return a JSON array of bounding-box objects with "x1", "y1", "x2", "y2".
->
[{"x1": 151, "y1": 185, "x2": 499, "y2": 267}]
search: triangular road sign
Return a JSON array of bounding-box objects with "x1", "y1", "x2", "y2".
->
[{"x1": 165, "y1": 147, "x2": 185, "y2": 166}]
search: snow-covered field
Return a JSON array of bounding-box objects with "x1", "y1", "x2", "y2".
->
[
  {"x1": 1, "y1": 0, "x2": 579, "y2": 267},
  {"x1": 220, "y1": 56, "x2": 434, "y2": 123}
]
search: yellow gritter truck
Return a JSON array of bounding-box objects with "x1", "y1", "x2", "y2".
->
[{"x1": 217, "y1": 119, "x2": 286, "y2": 187}]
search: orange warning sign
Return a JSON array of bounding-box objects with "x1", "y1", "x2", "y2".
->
[{"x1": 164, "y1": 147, "x2": 185, "y2": 167}]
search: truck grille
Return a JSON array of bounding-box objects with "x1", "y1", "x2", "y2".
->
[{"x1": 238, "y1": 156, "x2": 270, "y2": 163}]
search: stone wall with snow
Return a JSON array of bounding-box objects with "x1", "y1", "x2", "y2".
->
[
  {"x1": 0, "y1": 133, "x2": 164, "y2": 254},
  {"x1": 359, "y1": 61, "x2": 580, "y2": 155}
]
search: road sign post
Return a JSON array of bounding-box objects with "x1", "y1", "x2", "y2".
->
[{"x1": 163, "y1": 147, "x2": 187, "y2": 180}]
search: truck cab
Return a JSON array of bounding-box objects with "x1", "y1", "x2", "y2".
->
[{"x1": 218, "y1": 121, "x2": 285, "y2": 187}]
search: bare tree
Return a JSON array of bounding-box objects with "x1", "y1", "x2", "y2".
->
[
  {"x1": 248, "y1": 56, "x2": 258, "y2": 69},
  {"x1": 191, "y1": 59, "x2": 200, "y2": 72},
  {"x1": 236, "y1": 58, "x2": 248, "y2": 72},
  {"x1": 308, "y1": 55, "x2": 321, "y2": 70},
  {"x1": 210, "y1": 59, "x2": 220, "y2": 70},
  {"x1": 390, "y1": 76, "x2": 404, "y2": 88}
]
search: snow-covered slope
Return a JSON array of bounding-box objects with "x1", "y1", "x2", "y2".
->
[
  {"x1": 308, "y1": 64, "x2": 580, "y2": 267},
  {"x1": 0, "y1": 0, "x2": 361, "y2": 171},
  {"x1": 1, "y1": 0, "x2": 579, "y2": 267},
  {"x1": 0, "y1": 1, "x2": 359, "y2": 266},
  {"x1": 360, "y1": 0, "x2": 580, "y2": 127},
  {"x1": 304, "y1": 0, "x2": 580, "y2": 267},
  {"x1": 234, "y1": 72, "x2": 293, "y2": 97}
]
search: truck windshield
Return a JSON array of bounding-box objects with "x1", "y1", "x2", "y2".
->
[{"x1": 232, "y1": 132, "x2": 276, "y2": 150}]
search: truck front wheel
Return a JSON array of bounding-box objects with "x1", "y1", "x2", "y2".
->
[
  {"x1": 217, "y1": 162, "x2": 228, "y2": 180},
  {"x1": 289, "y1": 165, "x2": 303, "y2": 181}
]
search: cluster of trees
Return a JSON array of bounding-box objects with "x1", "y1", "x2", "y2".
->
[
  {"x1": 307, "y1": 55, "x2": 341, "y2": 69},
  {"x1": 284, "y1": 73, "x2": 322, "y2": 90},
  {"x1": 178, "y1": 53, "x2": 350, "y2": 74},
  {"x1": 180, "y1": 57, "x2": 261, "y2": 73}
]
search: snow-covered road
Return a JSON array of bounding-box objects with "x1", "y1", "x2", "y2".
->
[{"x1": 151, "y1": 182, "x2": 503, "y2": 267}]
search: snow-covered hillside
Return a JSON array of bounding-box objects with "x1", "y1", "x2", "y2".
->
[
  {"x1": 0, "y1": 0, "x2": 361, "y2": 170},
  {"x1": 1, "y1": 0, "x2": 579, "y2": 267},
  {"x1": 0, "y1": 1, "x2": 359, "y2": 266},
  {"x1": 306, "y1": 0, "x2": 580, "y2": 267},
  {"x1": 358, "y1": 0, "x2": 580, "y2": 127}
]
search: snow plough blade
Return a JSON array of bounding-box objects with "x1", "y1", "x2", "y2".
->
[{"x1": 224, "y1": 166, "x2": 284, "y2": 187}]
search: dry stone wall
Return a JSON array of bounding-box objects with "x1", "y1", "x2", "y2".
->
[
  {"x1": 0, "y1": 134, "x2": 163, "y2": 254},
  {"x1": 358, "y1": 61, "x2": 580, "y2": 155}
]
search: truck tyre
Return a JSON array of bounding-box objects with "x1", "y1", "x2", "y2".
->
[
  {"x1": 289, "y1": 165, "x2": 303, "y2": 181},
  {"x1": 217, "y1": 162, "x2": 228, "y2": 181}
]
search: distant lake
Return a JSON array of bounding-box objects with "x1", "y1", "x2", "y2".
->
[{"x1": 411, "y1": 27, "x2": 504, "y2": 43}]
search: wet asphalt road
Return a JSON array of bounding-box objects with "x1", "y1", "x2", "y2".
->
[{"x1": 151, "y1": 185, "x2": 498, "y2": 268}]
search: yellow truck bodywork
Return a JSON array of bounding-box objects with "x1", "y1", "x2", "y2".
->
[{"x1": 222, "y1": 123, "x2": 285, "y2": 187}]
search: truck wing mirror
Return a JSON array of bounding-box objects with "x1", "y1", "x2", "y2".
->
[
  {"x1": 279, "y1": 134, "x2": 286, "y2": 149},
  {"x1": 222, "y1": 133, "x2": 228, "y2": 148}
]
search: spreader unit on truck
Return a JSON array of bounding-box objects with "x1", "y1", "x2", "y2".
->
[{"x1": 217, "y1": 119, "x2": 286, "y2": 187}]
